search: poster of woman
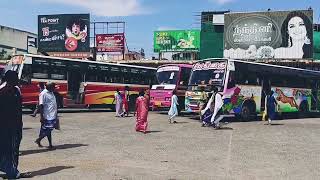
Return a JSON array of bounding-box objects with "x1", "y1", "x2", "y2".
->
[{"x1": 223, "y1": 10, "x2": 313, "y2": 59}]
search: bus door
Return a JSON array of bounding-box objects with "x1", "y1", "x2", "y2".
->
[{"x1": 67, "y1": 65, "x2": 84, "y2": 102}]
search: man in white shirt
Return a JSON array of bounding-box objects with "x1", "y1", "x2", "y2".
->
[
  {"x1": 34, "y1": 82, "x2": 57, "y2": 149},
  {"x1": 210, "y1": 87, "x2": 224, "y2": 129}
]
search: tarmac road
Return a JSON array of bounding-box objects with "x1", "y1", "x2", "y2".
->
[{"x1": 4, "y1": 111, "x2": 319, "y2": 180}]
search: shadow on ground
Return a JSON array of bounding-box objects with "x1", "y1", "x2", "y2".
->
[
  {"x1": 28, "y1": 166, "x2": 74, "y2": 177},
  {"x1": 0, "y1": 166, "x2": 74, "y2": 179},
  {"x1": 145, "y1": 130, "x2": 162, "y2": 134},
  {"x1": 20, "y1": 144, "x2": 89, "y2": 156}
]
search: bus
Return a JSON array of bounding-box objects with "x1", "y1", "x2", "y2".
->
[
  {"x1": 4, "y1": 54, "x2": 156, "y2": 110},
  {"x1": 185, "y1": 58, "x2": 320, "y2": 119},
  {"x1": 150, "y1": 64, "x2": 192, "y2": 111}
]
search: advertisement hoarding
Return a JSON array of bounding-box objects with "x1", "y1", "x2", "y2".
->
[
  {"x1": 154, "y1": 30, "x2": 200, "y2": 52},
  {"x1": 96, "y1": 33, "x2": 125, "y2": 52},
  {"x1": 224, "y1": 10, "x2": 313, "y2": 59},
  {"x1": 38, "y1": 14, "x2": 90, "y2": 58}
]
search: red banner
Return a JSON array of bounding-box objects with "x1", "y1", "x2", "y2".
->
[{"x1": 96, "y1": 33, "x2": 125, "y2": 52}]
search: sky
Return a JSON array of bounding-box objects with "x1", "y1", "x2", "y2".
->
[{"x1": 0, "y1": 0, "x2": 319, "y2": 58}]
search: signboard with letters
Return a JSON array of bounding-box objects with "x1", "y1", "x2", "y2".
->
[{"x1": 224, "y1": 10, "x2": 313, "y2": 59}]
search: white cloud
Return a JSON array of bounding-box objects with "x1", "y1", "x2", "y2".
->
[
  {"x1": 210, "y1": 0, "x2": 235, "y2": 5},
  {"x1": 39, "y1": 0, "x2": 149, "y2": 16}
]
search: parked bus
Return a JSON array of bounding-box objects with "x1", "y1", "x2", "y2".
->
[
  {"x1": 4, "y1": 54, "x2": 156, "y2": 110},
  {"x1": 185, "y1": 59, "x2": 320, "y2": 119},
  {"x1": 150, "y1": 64, "x2": 192, "y2": 111}
]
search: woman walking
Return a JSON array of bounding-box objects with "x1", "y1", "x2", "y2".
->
[
  {"x1": 135, "y1": 90, "x2": 149, "y2": 133},
  {"x1": 122, "y1": 86, "x2": 130, "y2": 116},
  {"x1": 112, "y1": 89, "x2": 125, "y2": 117},
  {"x1": 168, "y1": 90, "x2": 179, "y2": 123},
  {"x1": 267, "y1": 90, "x2": 278, "y2": 125}
]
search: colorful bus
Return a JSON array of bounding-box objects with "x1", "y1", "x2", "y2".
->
[
  {"x1": 4, "y1": 54, "x2": 156, "y2": 110},
  {"x1": 150, "y1": 64, "x2": 192, "y2": 111},
  {"x1": 185, "y1": 59, "x2": 320, "y2": 119}
]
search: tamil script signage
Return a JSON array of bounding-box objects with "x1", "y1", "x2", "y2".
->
[
  {"x1": 154, "y1": 30, "x2": 200, "y2": 52},
  {"x1": 38, "y1": 14, "x2": 90, "y2": 58},
  {"x1": 96, "y1": 33, "x2": 125, "y2": 52},
  {"x1": 224, "y1": 10, "x2": 313, "y2": 59},
  {"x1": 192, "y1": 61, "x2": 226, "y2": 71}
]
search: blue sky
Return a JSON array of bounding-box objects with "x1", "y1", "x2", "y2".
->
[{"x1": 0, "y1": 0, "x2": 319, "y2": 58}]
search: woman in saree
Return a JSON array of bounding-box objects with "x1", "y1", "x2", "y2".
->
[
  {"x1": 168, "y1": 90, "x2": 179, "y2": 123},
  {"x1": 135, "y1": 90, "x2": 149, "y2": 133}
]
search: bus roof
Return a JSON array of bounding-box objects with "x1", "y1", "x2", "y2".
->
[
  {"x1": 157, "y1": 64, "x2": 193, "y2": 69},
  {"x1": 199, "y1": 58, "x2": 320, "y2": 77},
  {"x1": 21, "y1": 54, "x2": 157, "y2": 70}
]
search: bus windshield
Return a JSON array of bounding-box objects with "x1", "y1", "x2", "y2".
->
[
  {"x1": 189, "y1": 61, "x2": 227, "y2": 87},
  {"x1": 156, "y1": 66, "x2": 180, "y2": 85}
]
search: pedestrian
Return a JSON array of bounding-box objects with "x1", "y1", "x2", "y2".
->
[
  {"x1": 123, "y1": 86, "x2": 130, "y2": 116},
  {"x1": 31, "y1": 82, "x2": 46, "y2": 117},
  {"x1": 210, "y1": 87, "x2": 224, "y2": 129},
  {"x1": 267, "y1": 90, "x2": 278, "y2": 125},
  {"x1": 0, "y1": 70, "x2": 31, "y2": 179},
  {"x1": 198, "y1": 86, "x2": 208, "y2": 121},
  {"x1": 112, "y1": 89, "x2": 125, "y2": 117},
  {"x1": 168, "y1": 90, "x2": 179, "y2": 123},
  {"x1": 135, "y1": 90, "x2": 149, "y2": 134},
  {"x1": 201, "y1": 90, "x2": 215, "y2": 127},
  {"x1": 34, "y1": 82, "x2": 58, "y2": 149}
]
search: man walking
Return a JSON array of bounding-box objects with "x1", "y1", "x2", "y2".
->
[
  {"x1": 0, "y1": 70, "x2": 31, "y2": 178},
  {"x1": 35, "y1": 82, "x2": 58, "y2": 149}
]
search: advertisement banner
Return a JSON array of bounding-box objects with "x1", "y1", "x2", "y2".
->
[
  {"x1": 38, "y1": 14, "x2": 90, "y2": 58},
  {"x1": 224, "y1": 10, "x2": 313, "y2": 59},
  {"x1": 154, "y1": 30, "x2": 200, "y2": 52},
  {"x1": 96, "y1": 33, "x2": 125, "y2": 52}
]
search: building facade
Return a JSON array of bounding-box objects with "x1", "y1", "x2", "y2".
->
[{"x1": 0, "y1": 25, "x2": 37, "y2": 59}]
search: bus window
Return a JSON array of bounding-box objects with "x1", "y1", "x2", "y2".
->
[
  {"x1": 51, "y1": 68, "x2": 67, "y2": 80},
  {"x1": 180, "y1": 67, "x2": 191, "y2": 86},
  {"x1": 32, "y1": 66, "x2": 49, "y2": 79}
]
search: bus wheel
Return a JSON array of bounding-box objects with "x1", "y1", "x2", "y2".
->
[{"x1": 241, "y1": 104, "x2": 256, "y2": 121}]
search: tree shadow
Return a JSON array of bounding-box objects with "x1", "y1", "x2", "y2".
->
[
  {"x1": 29, "y1": 166, "x2": 74, "y2": 177},
  {"x1": 20, "y1": 144, "x2": 88, "y2": 156}
]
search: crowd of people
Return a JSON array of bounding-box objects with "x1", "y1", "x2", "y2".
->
[{"x1": 0, "y1": 69, "x2": 280, "y2": 178}]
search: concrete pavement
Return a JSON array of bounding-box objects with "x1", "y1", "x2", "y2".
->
[{"x1": 4, "y1": 112, "x2": 320, "y2": 179}]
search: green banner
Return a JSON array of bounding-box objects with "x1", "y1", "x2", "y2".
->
[
  {"x1": 154, "y1": 30, "x2": 200, "y2": 52},
  {"x1": 314, "y1": 31, "x2": 320, "y2": 60}
]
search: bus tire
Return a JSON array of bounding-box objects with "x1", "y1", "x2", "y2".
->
[{"x1": 241, "y1": 101, "x2": 256, "y2": 121}]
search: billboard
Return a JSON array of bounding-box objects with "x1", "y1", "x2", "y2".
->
[
  {"x1": 154, "y1": 30, "x2": 200, "y2": 52},
  {"x1": 224, "y1": 10, "x2": 313, "y2": 59},
  {"x1": 96, "y1": 33, "x2": 125, "y2": 52},
  {"x1": 38, "y1": 14, "x2": 90, "y2": 58}
]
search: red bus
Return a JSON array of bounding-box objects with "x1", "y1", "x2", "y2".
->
[
  {"x1": 4, "y1": 54, "x2": 156, "y2": 110},
  {"x1": 150, "y1": 64, "x2": 192, "y2": 112}
]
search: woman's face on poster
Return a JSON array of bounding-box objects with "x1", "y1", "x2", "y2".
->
[{"x1": 287, "y1": 16, "x2": 307, "y2": 41}]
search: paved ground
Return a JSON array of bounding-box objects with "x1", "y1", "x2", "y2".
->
[{"x1": 2, "y1": 111, "x2": 320, "y2": 180}]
